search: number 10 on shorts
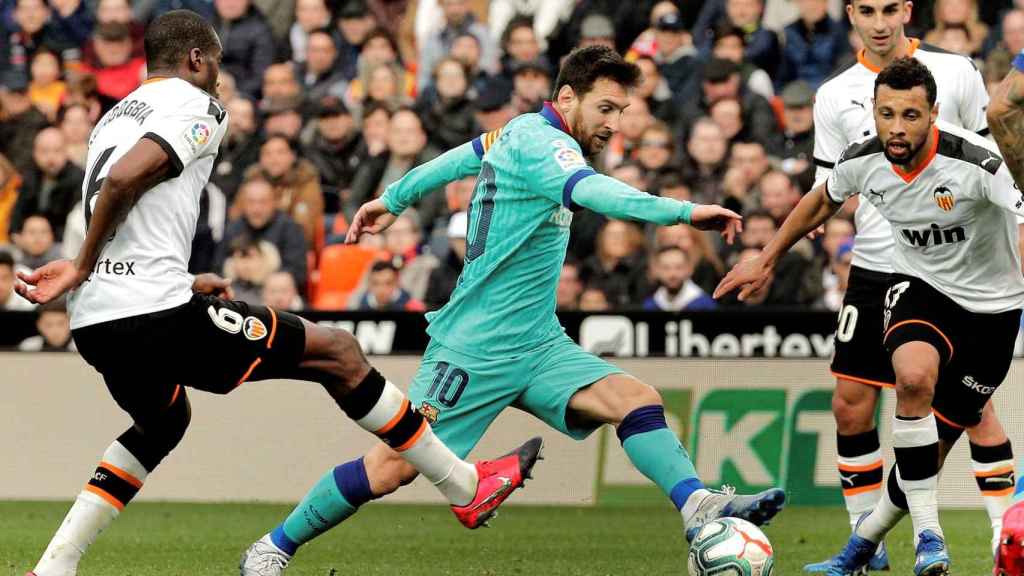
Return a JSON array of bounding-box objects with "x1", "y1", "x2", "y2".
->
[{"x1": 426, "y1": 362, "x2": 470, "y2": 408}]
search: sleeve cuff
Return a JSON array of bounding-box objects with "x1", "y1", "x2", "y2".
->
[
  {"x1": 562, "y1": 168, "x2": 596, "y2": 211},
  {"x1": 824, "y1": 180, "x2": 844, "y2": 204},
  {"x1": 471, "y1": 136, "x2": 485, "y2": 159},
  {"x1": 813, "y1": 157, "x2": 836, "y2": 169},
  {"x1": 380, "y1": 189, "x2": 402, "y2": 215},
  {"x1": 142, "y1": 132, "x2": 184, "y2": 178}
]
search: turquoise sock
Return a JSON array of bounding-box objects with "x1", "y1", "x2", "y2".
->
[
  {"x1": 619, "y1": 405, "x2": 703, "y2": 510},
  {"x1": 271, "y1": 458, "x2": 373, "y2": 555}
]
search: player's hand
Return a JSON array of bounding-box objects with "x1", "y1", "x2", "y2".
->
[
  {"x1": 14, "y1": 259, "x2": 86, "y2": 304},
  {"x1": 346, "y1": 199, "x2": 398, "y2": 243},
  {"x1": 806, "y1": 224, "x2": 825, "y2": 240},
  {"x1": 689, "y1": 204, "x2": 743, "y2": 245},
  {"x1": 713, "y1": 253, "x2": 773, "y2": 302},
  {"x1": 192, "y1": 273, "x2": 234, "y2": 300}
]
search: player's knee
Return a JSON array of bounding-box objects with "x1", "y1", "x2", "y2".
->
[
  {"x1": 831, "y1": 390, "x2": 874, "y2": 434},
  {"x1": 894, "y1": 365, "x2": 937, "y2": 404}
]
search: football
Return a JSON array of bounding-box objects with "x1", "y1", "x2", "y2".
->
[{"x1": 687, "y1": 518, "x2": 774, "y2": 576}]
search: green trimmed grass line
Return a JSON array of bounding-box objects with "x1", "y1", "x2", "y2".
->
[{"x1": 0, "y1": 502, "x2": 997, "y2": 575}]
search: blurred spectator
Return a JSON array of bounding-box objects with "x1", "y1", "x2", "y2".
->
[
  {"x1": 581, "y1": 220, "x2": 650, "y2": 308},
  {"x1": 760, "y1": 170, "x2": 803, "y2": 228},
  {"x1": 10, "y1": 127, "x2": 83, "y2": 241},
  {"x1": 602, "y1": 95, "x2": 652, "y2": 170},
  {"x1": 27, "y1": 49, "x2": 64, "y2": 121},
  {"x1": 711, "y1": 23, "x2": 774, "y2": 101},
  {"x1": 510, "y1": 58, "x2": 550, "y2": 114},
  {"x1": 262, "y1": 270, "x2": 304, "y2": 311},
  {"x1": 450, "y1": 31, "x2": 491, "y2": 95},
  {"x1": 417, "y1": 0, "x2": 497, "y2": 91},
  {"x1": 82, "y1": 0, "x2": 144, "y2": 65},
  {"x1": 556, "y1": 257, "x2": 584, "y2": 311},
  {"x1": 488, "y1": 0, "x2": 568, "y2": 53},
  {"x1": 779, "y1": 81, "x2": 815, "y2": 171},
  {"x1": 383, "y1": 210, "x2": 439, "y2": 301},
  {"x1": 819, "y1": 239, "x2": 853, "y2": 310},
  {"x1": 0, "y1": 249, "x2": 33, "y2": 310},
  {"x1": 58, "y1": 102, "x2": 92, "y2": 169},
  {"x1": 350, "y1": 108, "x2": 445, "y2": 228},
  {"x1": 212, "y1": 96, "x2": 260, "y2": 201},
  {"x1": 643, "y1": 246, "x2": 717, "y2": 311},
  {"x1": 579, "y1": 284, "x2": 611, "y2": 311},
  {"x1": 47, "y1": 0, "x2": 93, "y2": 47},
  {"x1": 710, "y1": 97, "x2": 744, "y2": 145},
  {"x1": 734, "y1": 209, "x2": 813, "y2": 305},
  {"x1": 635, "y1": 121, "x2": 674, "y2": 180},
  {"x1": 652, "y1": 171, "x2": 691, "y2": 201},
  {"x1": 241, "y1": 135, "x2": 324, "y2": 249},
  {"x1": 999, "y1": 10, "x2": 1024, "y2": 55},
  {"x1": 625, "y1": 0, "x2": 682, "y2": 61},
  {"x1": 348, "y1": 28, "x2": 414, "y2": 112},
  {"x1": 0, "y1": 152, "x2": 20, "y2": 243},
  {"x1": 222, "y1": 233, "x2": 281, "y2": 305},
  {"x1": 0, "y1": 75, "x2": 48, "y2": 177},
  {"x1": 720, "y1": 0, "x2": 781, "y2": 79},
  {"x1": 262, "y1": 96, "x2": 304, "y2": 140},
  {"x1": 354, "y1": 260, "x2": 426, "y2": 311},
  {"x1": 82, "y1": 22, "x2": 145, "y2": 105},
  {"x1": 633, "y1": 56, "x2": 674, "y2": 123},
  {"x1": 934, "y1": 23, "x2": 972, "y2": 56},
  {"x1": 424, "y1": 210, "x2": 467, "y2": 310},
  {"x1": 652, "y1": 12, "x2": 698, "y2": 98},
  {"x1": 214, "y1": 0, "x2": 275, "y2": 99},
  {"x1": 303, "y1": 96, "x2": 362, "y2": 199},
  {"x1": 333, "y1": 0, "x2": 376, "y2": 82},
  {"x1": 777, "y1": 0, "x2": 848, "y2": 90},
  {"x1": 360, "y1": 100, "x2": 392, "y2": 158},
  {"x1": 60, "y1": 198, "x2": 83, "y2": 260},
  {"x1": 925, "y1": 0, "x2": 988, "y2": 57},
  {"x1": 218, "y1": 177, "x2": 308, "y2": 291},
  {"x1": 261, "y1": 62, "x2": 302, "y2": 105},
  {"x1": 578, "y1": 13, "x2": 616, "y2": 50},
  {"x1": 417, "y1": 57, "x2": 479, "y2": 151},
  {"x1": 474, "y1": 79, "x2": 516, "y2": 132},
  {"x1": 252, "y1": 0, "x2": 294, "y2": 41},
  {"x1": 18, "y1": 298, "x2": 74, "y2": 351},
  {"x1": 2, "y1": 0, "x2": 80, "y2": 81},
  {"x1": 499, "y1": 16, "x2": 544, "y2": 83},
  {"x1": 985, "y1": 48, "x2": 1013, "y2": 97},
  {"x1": 62, "y1": 71, "x2": 102, "y2": 122},
  {"x1": 680, "y1": 117, "x2": 728, "y2": 204},
  {"x1": 654, "y1": 224, "x2": 725, "y2": 295},
  {"x1": 13, "y1": 213, "x2": 61, "y2": 269},
  {"x1": 677, "y1": 59, "x2": 778, "y2": 155},
  {"x1": 297, "y1": 28, "x2": 349, "y2": 105},
  {"x1": 284, "y1": 0, "x2": 331, "y2": 64},
  {"x1": 723, "y1": 140, "x2": 770, "y2": 210}
]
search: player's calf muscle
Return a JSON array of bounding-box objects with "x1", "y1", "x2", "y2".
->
[
  {"x1": 831, "y1": 381, "x2": 877, "y2": 435},
  {"x1": 365, "y1": 444, "x2": 417, "y2": 495}
]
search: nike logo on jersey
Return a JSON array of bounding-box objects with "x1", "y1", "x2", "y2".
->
[{"x1": 900, "y1": 224, "x2": 966, "y2": 247}]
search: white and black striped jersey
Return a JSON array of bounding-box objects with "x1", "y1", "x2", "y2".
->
[
  {"x1": 69, "y1": 77, "x2": 229, "y2": 329},
  {"x1": 826, "y1": 121, "x2": 1024, "y2": 314},
  {"x1": 813, "y1": 40, "x2": 989, "y2": 273}
]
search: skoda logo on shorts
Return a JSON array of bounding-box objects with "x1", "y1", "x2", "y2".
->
[{"x1": 243, "y1": 317, "x2": 268, "y2": 341}]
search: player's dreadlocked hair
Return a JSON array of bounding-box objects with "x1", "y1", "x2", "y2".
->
[
  {"x1": 144, "y1": 10, "x2": 220, "y2": 72},
  {"x1": 875, "y1": 57, "x2": 938, "y2": 107},
  {"x1": 552, "y1": 45, "x2": 641, "y2": 101}
]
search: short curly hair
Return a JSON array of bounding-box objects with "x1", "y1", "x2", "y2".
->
[
  {"x1": 874, "y1": 56, "x2": 937, "y2": 107},
  {"x1": 552, "y1": 45, "x2": 641, "y2": 101}
]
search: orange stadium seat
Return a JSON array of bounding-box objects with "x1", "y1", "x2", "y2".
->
[{"x1": 312, "y1": 244, "x2": 378, "y2": 309}]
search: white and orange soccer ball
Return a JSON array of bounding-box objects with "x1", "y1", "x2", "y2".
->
[{"x1": 687, "y1": 517, "x2": 774, "y2": 576}]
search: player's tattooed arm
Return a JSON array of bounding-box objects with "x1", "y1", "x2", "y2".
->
[{"x1": 988, "y1": 69, "x2": 1024, "y2": 188}]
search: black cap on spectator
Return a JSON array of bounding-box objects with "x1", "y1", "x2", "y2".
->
[
  {"x1": 513, "y1": 58, "x2": 551, "y2": 77},
  {"x1": 96, "y1": 21, "x2": 131, "y2": 42},
  {"x1": 339, "y1": 0, "x2": 369, "y2": 20},
  {"x1": 475, "y1": 79, "x2": 511, "y2": 111},
  {"x1": 704, "y1": 58, "x2": 739, "y2": 84},
  {"x1": 581, "y1": 13, "x2": 614, "y2": 39},
  {"x1": 781, "y1": 81, "x2": 814, "y2": 108},
  {"x1": 655, "y1": 12, "x2": 686, "y2": 32},
  {"x1": 316, "y1": 95, "x2": 349, "y2": 118}
]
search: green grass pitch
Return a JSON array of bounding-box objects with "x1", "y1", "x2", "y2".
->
[{"x1": 0, "y1": 502, "x2": 997, "y2": 575}]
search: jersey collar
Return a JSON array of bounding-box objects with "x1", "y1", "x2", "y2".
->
[
  {"x1": 858, "y1": 38, "x2": 920, "y2": 74},
  {"x1": 541, "y1": 101, "x2": 573, "y2": 137}
]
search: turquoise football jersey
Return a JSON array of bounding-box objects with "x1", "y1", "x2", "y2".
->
[{"x1": 380, "y1": 102, "x2": 693, "y2": 357}]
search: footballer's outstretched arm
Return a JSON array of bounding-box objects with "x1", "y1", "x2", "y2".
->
[
  {"x1": 569, "y1": 174, "x2": 742, "y2": 241},
  {"x1": 346, "y1": 140, "x2": 485, "y2": 242},
  {"x1": 988, "y1": 67, "x2": 1024, "y2": 188},
  {"x1": 15, "y1": 138, "x2": 173, "y2": 304},
  {"x1": 714, "y1": 183, "x2": 842, "y2": 301}
]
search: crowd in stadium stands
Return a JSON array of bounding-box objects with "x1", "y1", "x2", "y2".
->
[{"x1": 0, "y1": 0, "x2": 1019, "y2": 341}]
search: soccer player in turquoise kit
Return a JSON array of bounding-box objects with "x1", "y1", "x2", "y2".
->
[{"x1": 240, "y1": 46, "x2": 786, "y2": 575}]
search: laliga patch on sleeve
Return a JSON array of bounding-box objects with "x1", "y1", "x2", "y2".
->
[
  {"x1": 552, "y1": 141, "x2": 586, "y2": 172},
  {"x1": 183, "y1": 121, "x2": 211, "y2": 152}
]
